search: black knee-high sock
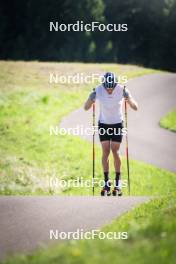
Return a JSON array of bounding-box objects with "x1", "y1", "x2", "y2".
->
[
  {"x1": 104, "y1": 172, "x2": 109, "y2": 186},
  {"x1": 115, "y1": 172, "x2": 121, "y2": 187}
]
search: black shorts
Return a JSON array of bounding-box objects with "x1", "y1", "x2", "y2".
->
[{"x1": 98, "y1": 122, "x2": 124, "y2": 143}]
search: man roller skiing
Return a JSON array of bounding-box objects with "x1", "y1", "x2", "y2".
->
[{"x1": 84, "y1": 72, "x2": 138, "y2": 196}]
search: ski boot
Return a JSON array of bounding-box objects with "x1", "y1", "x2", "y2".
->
[
  {"x1": 101, "y1": 181, "x2": 111, "y2": 196},
  {"x1": 112, "y1": 187, "x2": 122, "y2": 196}
]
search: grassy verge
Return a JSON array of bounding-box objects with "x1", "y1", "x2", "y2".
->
[
  {"x1": 0, "y1": 61, "x2": 175, "y2": 195},
  {"x1": 160, "y1": 109, "x2": 176, "y2": 132},
  {"x1": 2, "y1": 194, "x2": 176, "y2": 264}
]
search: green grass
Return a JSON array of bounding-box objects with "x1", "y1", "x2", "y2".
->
[
  {"x1": 160, "y1": 109, "x2": 176, "y2": 132},
  {"x1": 1, "y1": 194, "x2": 176, "y2": 264},
  {"x1": 0, "y1": 61, "x2": 175, "y2": 196}
]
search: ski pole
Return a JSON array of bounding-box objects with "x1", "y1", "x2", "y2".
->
[
  {"x1": 124, "y1": 86, "x2": 130, "y2": 195},
  {"x1": 92, "y1": 89, "x2": 95, "y2": 196}
]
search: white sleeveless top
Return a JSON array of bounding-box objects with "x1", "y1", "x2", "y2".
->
[{"x1": 95, "y1": 84, "x2": 125, "y2": 124}]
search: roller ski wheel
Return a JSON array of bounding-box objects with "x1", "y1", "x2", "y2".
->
[
  {"x1": 101, "y1": 188, "x2": 111, "y2": 196},
  {"x1": 112, "y1": 187, "x2": 122, "y2": 197},
  {"x1": 101, "y1": 180, "x2": 111, "y2": 196}
]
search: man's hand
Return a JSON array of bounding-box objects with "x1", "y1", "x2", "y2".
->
[
  {"x1": 123, "y1": 87, "x2": 138, "y2": 110},
  {"x1": 123, "y1": 89, "x2": 130, "y2": 99},
  {"x1": 89, "y1": 91, "x2": 96, "y2": 102},
  {"x1": 84, "y1": 89, "x2": 96, "y2": 111}
]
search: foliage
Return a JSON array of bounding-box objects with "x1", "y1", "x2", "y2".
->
[{"x1": 0, "y1": 0, "x2": 176, "y2": 70}]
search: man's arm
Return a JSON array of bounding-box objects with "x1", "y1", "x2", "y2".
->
[
  {"x1": 84, "y1": 90, "x2": 96, "y2": 111},
  {"x1": 123, "y1": 88, "x2": 138, "y2": 111},
  {"x1": 126, "y1": 97, "x2": 138, "y2": 111}
]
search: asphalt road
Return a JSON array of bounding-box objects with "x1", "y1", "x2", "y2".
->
[
  {"x1": 0, "y1": 196, "x2": 150, "y2": 260},
  {"x1": 61, "y1": 73, "x2": 176, "y2": 172}
]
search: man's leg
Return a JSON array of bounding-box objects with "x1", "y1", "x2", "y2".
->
[
  {"x1": 111, "y1": 142, "x2": 122, "y2": 193},
  {"x1": 101, "y1": 141, "x2": 111, "y2": 194},
  {"x1": 101, "y1": 140, "x2": 110, "y2": 172},
  {"x1": 111, "y1": 142, "x2": 121, "y2": 172}
]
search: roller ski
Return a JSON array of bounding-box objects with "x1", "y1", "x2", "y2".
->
[
  {"x1": 112, "y1": 187, "x2": 122, "y2": 196},
  {"x1": 101, "y1": 181, "x2": 111, "y2": 196}
]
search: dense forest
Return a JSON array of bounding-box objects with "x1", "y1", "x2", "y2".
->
[{"x1": 0, "y1": 0, "x2": 176, "y2": 71}]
